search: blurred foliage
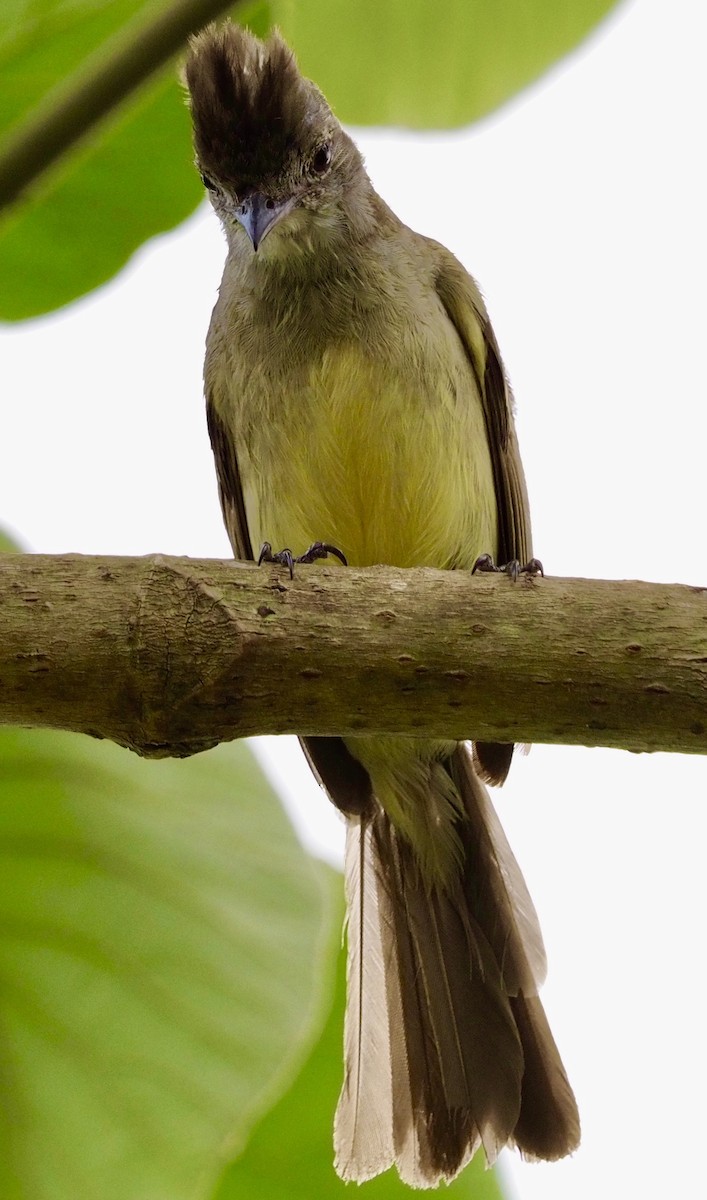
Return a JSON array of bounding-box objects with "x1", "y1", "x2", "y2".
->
[
  {"x1": 280, "y1": 0, "x2": 619, "y2": 128},
  {"x1": 0, "y1": 0, "x2": 620, "y2": 318},
  {"x1": 0, "y1": 528, "x2": 22, "y2": 553},
  {"x1": 0, "y1": 729, "x2": 333, "y2": 1200}
]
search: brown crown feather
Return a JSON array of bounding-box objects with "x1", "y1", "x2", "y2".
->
[{"x1": 184, "y1": 24, "x2": 328, "y2": 189}]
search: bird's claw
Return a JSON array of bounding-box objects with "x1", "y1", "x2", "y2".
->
[
  {"x1": 257, "y1": 540, "x2": 348, "y2": 579},
  {"x1": 258, "y1": 542, "x2": 295, "y2": 577},
  {"x1": 297, "y1": 540, "x2": 348, "y2": 567},
  {"x1": 472, "y1": 553, "x2": 544, "y2": 581}
]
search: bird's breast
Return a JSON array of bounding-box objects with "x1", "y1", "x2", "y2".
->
[{"x1": 228, "y1": 336, "x2": 498, "y2": 571}]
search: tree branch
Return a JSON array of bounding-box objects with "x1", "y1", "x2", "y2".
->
[
  {"x1": 0, "y1": 0, "x2": 243, "y2": 210},
  {"x1": 2, "y1": 552, "x2": 705, "y2": 758}
]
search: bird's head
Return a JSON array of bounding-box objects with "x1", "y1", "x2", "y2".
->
[{"x1": 184, "y1": 24, "x2": 367, "y2": 260}]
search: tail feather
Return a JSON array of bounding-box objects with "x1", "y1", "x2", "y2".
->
[
  {"x1": 510, "y1": 993, "x2": 581, "y2": 1160},
  {"x1": 450, "y1": 745, "x2": 547, "y2": 994},
  {"x1": 375, "y1": 813, "x2": 525, "y2": 1183},
  {"x1": 334, "y1": 820, "x2": 394, "y2": 1181},
  {"x1": 329, "y1": 738, "x2": 580, "y2": 1187}
]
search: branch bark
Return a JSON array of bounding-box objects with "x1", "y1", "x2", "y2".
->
[{"x1": 1, "y1": 552, "x2": 706, "y2": 759}]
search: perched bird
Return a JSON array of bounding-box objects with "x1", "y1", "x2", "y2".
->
[{"x1": 185, "y1": 24, "x2": 579, "y2": 1188}]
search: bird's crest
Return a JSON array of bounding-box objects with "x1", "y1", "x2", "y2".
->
[{"x1": 184, "y1": 25, "x2": 327, "y2": 189}]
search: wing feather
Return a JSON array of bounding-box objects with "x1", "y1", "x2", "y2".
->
[
  {"x1": 205, "y1": 396, "x2": 253, "y2": 560},
  {"x1": 434, "y1": 249, "x2": 532, "y2": 785}
]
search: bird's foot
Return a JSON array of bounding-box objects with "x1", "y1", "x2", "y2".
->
[
  {"x1": 471, "y1": 553, "x2": 544, "y2": 582},
  {"x1": 257, "y1": 540, "x2": 348, "y2": 579}
]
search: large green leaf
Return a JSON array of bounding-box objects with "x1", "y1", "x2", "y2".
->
[
  {"x1": 0, "y1": 0, "x2": 220, "y2": 320},
  {"x1": 0, "y1": 728, "x2": 331, "y2": 1200},
  {"x1": 0, "y1": 69, "x2": 202, "y2": 320},
  {"x1": 281, "y1": 0, "x2": 619, "y2": 129},
  {"x1": 215, "y1": 899, "x2": 506, "y2": 1200},
  {"x1": 0, "y1": 0, "x2": 620, "y2": 320}
]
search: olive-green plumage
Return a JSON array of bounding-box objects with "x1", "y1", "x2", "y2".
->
[{"x1": 185, "y1": 24, "x2": 579, "y2": 1187}]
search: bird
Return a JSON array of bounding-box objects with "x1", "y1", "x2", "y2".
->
[{"x1": 184, "y1": 23, "x2": 579, "y2": 1188}]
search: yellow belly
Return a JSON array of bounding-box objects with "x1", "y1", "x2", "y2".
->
[{"x1": 243, "y1": 344, "x2": 497, "y2": 570}]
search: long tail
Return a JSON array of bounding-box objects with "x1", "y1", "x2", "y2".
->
[{"x1": 331, "y1": 742, "x2": 580, "y2": 1187}]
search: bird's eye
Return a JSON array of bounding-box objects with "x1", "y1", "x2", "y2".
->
[
  {"x1": 310, "y1": 143, "x2": 332, "y2": 175},
  {"x1": 200, "y1": 171, "x2": 218, "y2": 192}
]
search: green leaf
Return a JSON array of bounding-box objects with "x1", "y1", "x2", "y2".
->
[
  {"x1": 215, "y1": 899, "x2": 507, "y2": 1200},
  {"x1": 0, "y1": 529, "x2": 22, "y2": 552},
  {"x1": 0, "y1": 7, "x2": 204, "y2": 319},
  {"x1": 0, "y1": 729, "x2": 331, "y2": 1200},
  {"x1": 0, "y1": 0, "x2": 619, "y2": 320},
  {"x1": 0, "y1": 1, "x2": 147, "y2": 137},
  {"x1": 280, "y1": 0, "x2": 620, "y2": 129},
  {"x1": 0, "y1": 70, "x2": 202, "y2": 320}
]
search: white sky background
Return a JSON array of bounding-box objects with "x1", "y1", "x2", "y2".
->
[{"x1": 1, "y1": 0, "x2": 706, "y2": 1196}]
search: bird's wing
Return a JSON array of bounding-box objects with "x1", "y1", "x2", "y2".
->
[
  {"x1": 433, "y1": 245, "x2": 532, "y2": 569},
  {"x1": 433, "y1": 247, "x2": 533, "y2": 785},
  {"x1": 206, "y1": 398, "x2": 254, "y2": 560}
]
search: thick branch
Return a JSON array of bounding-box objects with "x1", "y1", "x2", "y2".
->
[{"x1": 1, "y1": 553, "x2": 705, "y2": 758}]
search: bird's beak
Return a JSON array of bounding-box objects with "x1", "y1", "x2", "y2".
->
[{"x1": 234, "y1": 192, "x2": 293, "y2": 251}]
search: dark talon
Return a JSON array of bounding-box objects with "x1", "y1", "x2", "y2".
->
[
  {"x1": 297, "y1": 540, "x2": 348, "y2": 567},
  {"x1": 258, "y1": 541, "x2": 295, "y2": 578},
  {"x1": 472, "y1": 553, "x2": 544, "y2": 581},
  {"x1": 472, "y1": 553, "x2": 496, "y2": 575},
  {"x1": 519, "y1": 557, "x2": 544, "y2": 577},
  {"x1": 257, "y1": 539, "x2": 347, "y2": 579}
]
